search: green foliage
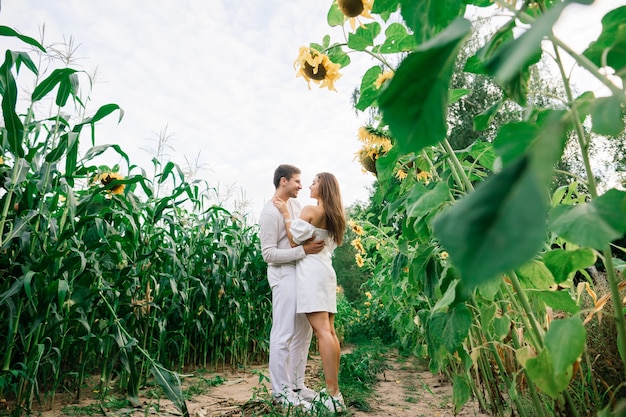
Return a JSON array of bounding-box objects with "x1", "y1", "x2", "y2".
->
[
  {"x1": 0, "y1": 26, "x2": 268, "y2": 416},
  {"x1": 305, "y1": 1, "x2": 626, "y2": 416}
]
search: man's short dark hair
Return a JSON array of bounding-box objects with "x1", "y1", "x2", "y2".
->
[{"x1": 273, "y1": 164, "x2": 301, "y2": 189}]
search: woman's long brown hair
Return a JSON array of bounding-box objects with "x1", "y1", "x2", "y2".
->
[{"x1": 316, "y1": 172, "x2": 345, "y2": 246}]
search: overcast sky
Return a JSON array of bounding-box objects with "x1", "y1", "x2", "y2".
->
[{"x1": 1, "y1": 1, "x2": 624, "y2": 220}]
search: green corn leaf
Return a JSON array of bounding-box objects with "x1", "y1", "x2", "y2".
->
[
  {"x1": 1, "y1": 51, "x2": 24, "y2": 158},
  {"x1": 0, "y1": 26, "x2": 45, "y2": 51},
  {"x1": 150, "y1": 363, "x2": 190, "y2": 417},
  {"x1": 45, "y1": 133, "x2": 69, "y2": 163},
  {"x1": 31, "y1": 68, "x2": 79, "y2": 103},
  {"x1": 548, "y1": 188, "x2": 626, "y2": 249}
]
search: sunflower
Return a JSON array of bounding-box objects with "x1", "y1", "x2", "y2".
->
[
  {"x1": 99, "y1": 171, "x2": 126, "y2": 195},
  {"x1": 337, "y1": 0, "x2": 374, "y2": 31},
  {"x1": 395, "y1": 169, "x2": 408, "y2": 181},
  {"x1": 355, "y1": 253, "x2": 365, "y2": 268},
  {"x1": 354, "y1": 126, "x2": 393, "y2": 174},
  {"x1": 374, "y1": 70, "x2": 394, "y2": 89},
  {"x1": 294, "y1": 47, "x2": 342, "y2": 91}
]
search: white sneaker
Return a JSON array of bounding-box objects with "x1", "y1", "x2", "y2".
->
[
  {"x1": 273, "y1": 390, "x2": 311, "y2": 410},
  {"x1": 294, "y1": 386, "x2": 317, "y2": 401},
  {"x1": 314, "y1": 389, "x2": 346, "y2": 413}
]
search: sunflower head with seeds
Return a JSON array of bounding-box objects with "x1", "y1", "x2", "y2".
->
[
  {"x1": 354, "y1": 126, "x2": 393, "y2": 175},
  {"x1": 294, "y1": 47, "x2": 342, "y2": 91},
  {"x1": 336, "y1": 0, "x2": 374, "y2": 31},
  {"x1": 97, "y1": 171, "x2": 126, "y2": 195}
]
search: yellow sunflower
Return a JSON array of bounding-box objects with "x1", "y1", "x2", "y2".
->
[
  {"x1": 348, "y1": 220, "x2": 365, "y2": 236},
  {"x1": 395, "y1": 169, "x2": 408, "y2": 181},
  {"x1": 354, "y1": 126, "x2": 393, "y2": 174},
  {"x1": 374, "y1": 70, "x2": 394, "y2": 89},
  {"x1": 355, "y1": 253, "x2": 365, "y2": 268},
  {"x1": 99, "y1": 172, "x2": 126, "y2": 195},
  {"x1": 294, "y1": 47, "x2": 342, "y2": 91},
  {"x1": 337, "y1": 0, "x2": 374, "y2": 31}
]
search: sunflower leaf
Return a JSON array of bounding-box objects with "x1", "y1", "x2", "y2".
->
[
  {"x1": 347, "y1": 22, "x2": 381, "y2": 51},
  {"x1": 379, "y1": 18, "x2": 471, "y2": 155}
]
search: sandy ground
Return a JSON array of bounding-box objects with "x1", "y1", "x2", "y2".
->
[{"x1": 32, "y1": 349, "x2": 492, "y2": 417}]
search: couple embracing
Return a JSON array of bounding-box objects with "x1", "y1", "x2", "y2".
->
[{"x1": 259, "y1": 164, "x2": 346, "y2": 413}]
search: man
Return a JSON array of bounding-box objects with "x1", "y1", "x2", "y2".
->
[{"x1": 259, "y1": 164, "x2": 324, "y2": 408}]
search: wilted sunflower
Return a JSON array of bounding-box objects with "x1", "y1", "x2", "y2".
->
[
  {"x1": 354, "y1": 126, "x2": 393, "y2": 174},
  {"x1": 337, "y1": 0, "x2": 374, "y2": 30},
  {"x1": 99, "y1": 172, "x2": 125, "y2": 195},
  {"x1": 294, "y1": 47, "x2": 342, "y2": 91}
]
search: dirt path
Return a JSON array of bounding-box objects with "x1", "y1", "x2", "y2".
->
[{"x1": 38, "y1": 349, "x2": 491, "y2": 417}]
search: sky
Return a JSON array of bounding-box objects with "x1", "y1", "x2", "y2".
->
[{"x1": 1, "y1": 1, "x2": 624, "y2": 220}]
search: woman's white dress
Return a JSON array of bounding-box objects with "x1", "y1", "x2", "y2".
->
[{"x1": 290, "y1": 219, "x2": 338, "y2": 314}]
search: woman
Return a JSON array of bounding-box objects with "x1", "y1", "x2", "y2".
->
[{"x1": 273, "y1": 172, "x2": 346, "y2": 412}]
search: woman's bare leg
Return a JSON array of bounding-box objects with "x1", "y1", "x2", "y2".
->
[
  {"x1": 329, "y1": 314, "x2": 340, "y2": 378},
  {"x1": 307, "y1": 311, "x2": 340, "y2": 396}
]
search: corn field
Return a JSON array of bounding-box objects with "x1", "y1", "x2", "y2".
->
[{"x1": 0, "y1": 27, "x2": 270, "y2": 415}]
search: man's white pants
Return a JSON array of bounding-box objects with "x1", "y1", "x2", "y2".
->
[{"x1": 268, "y1": 264, "x2": 313, "y2": 395}]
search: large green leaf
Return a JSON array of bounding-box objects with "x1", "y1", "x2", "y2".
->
[
  {"x1": 347, "y1": 22, "x2": 381, "y2": 51},
  {"x1": 375, "y1": 23, "x2": 417, "y2": 54},
  {"x1": 428, "y1": 303, "x2": 472, "y2": 353},
  {"x1": 583, "y1": 6, "x2": 626, "y2": 75},
  {"x1": 31, "y1": 68, "x2": 79, "y2": 104},
  {"x1": 591, "y1": 95, "x2": 625, "y2": 136},
  {"x1": 548, "y1": 188, "x2": 626, "y2": 248},
  {"x1": 541, "y1": 248, "x2": 596, "y2": 284},
  {"x1": 545, "y1": 317, "x2": 586, "y2": 375},
  {"x1": 406, "y1": 181, "x2": 450, "y2": 221},
  {"x1": 151, "y1": 362, "x2": 190, "y2": 417},
  {"x1": 0, "y1": 51, "x2": 25, "y2": 158},
  {"x1": 400, "y1": 0, "x2": 466, "y2": 44},
  {"x1": 0, "y1": 26, "x2": 45, "y2": 51},
  {"x1": 327, "y1": 2, "x2": 344, "y2": 27},
  {"x1": 493, "y1": 122, "x2": 540, "y2": 166},
  {"x1": 517, "y1": 260, "x2": 556, "y2": 290},
  {"x1": 452, "y1": 373, "x2": 471, "y2": 414},
  {"x1": 379, "y1": 18, "x2": 471, "y2": 155},
  {"x1": 524, "y1": 349, "x2": 573, "y2": 398},
  {"x1": 356, "y1": 66, "x2": 382, "y2": 111},
  {"x1": 535, "y1": 291, "x2": 579, "y2": 314},
  {"x1": 485, "y1": 2, "x2": 566, "y2": 84},
  {"x1": 433, "y1": 157, "x2": 547, "y2": 287}
]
